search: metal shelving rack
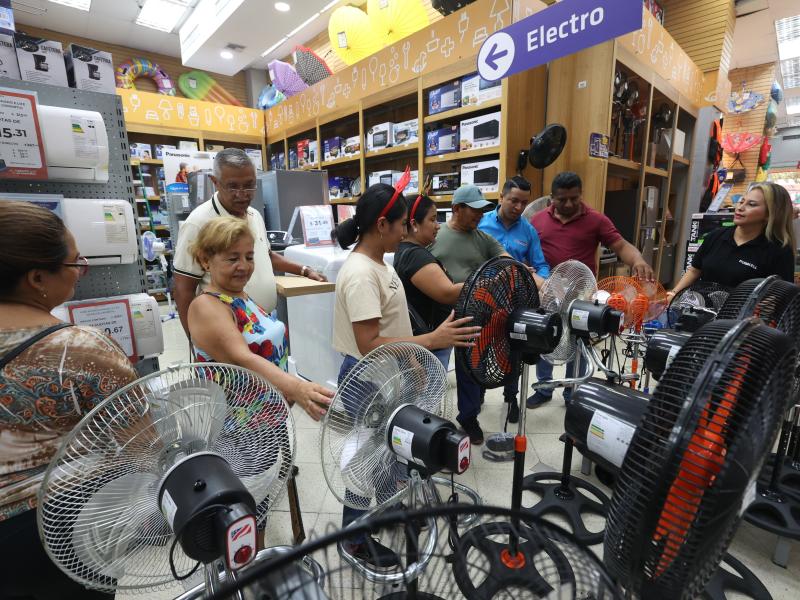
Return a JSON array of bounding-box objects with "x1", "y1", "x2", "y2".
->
[{"x1": 0, "y1": 79, "x2": 158, "y2": 376}]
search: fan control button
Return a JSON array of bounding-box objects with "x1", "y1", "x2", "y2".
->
[{"x1": 234, "y1": 545, "x2": 253, "y2": 565}]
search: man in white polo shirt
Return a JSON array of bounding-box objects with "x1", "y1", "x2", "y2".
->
[{"x1": 173, "y1": 148, "x2": 326, "y2": 336}]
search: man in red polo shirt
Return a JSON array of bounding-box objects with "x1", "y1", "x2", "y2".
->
[{"x1": 527, "y1": 171, "x2": 653, "y2": 408}]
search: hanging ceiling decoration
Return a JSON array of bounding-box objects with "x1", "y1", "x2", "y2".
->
[
  {"x1": 268, "y1": 59, "x2": 308, "y2": 97},
  {"x1": 367, "y1": 0, "x2": 430, "y2": 46},
  {"x1": 293, "y1": 45, "x2": 333, "y2": 86},
  {"x1": 328, "y1": 5, "x2": 384, "y2": 66}
]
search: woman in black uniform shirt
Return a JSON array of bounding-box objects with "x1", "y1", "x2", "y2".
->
[{"x1": 669, "y1": 182, "x2": 796, "y2": 299}]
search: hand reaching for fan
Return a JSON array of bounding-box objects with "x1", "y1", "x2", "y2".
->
[
  {"x1": 427, "y1": 311, "x2": 481, "y2": 350},
  {"x1": 631, "y1": 259, "x2": 655, "y2": 281},
  {"x1": 285, "y1": 379, "x2": 334, "y2": 421}
]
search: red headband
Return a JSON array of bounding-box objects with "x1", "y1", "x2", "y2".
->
[
  {"x1": 379, "y1": 166, "x2": 412, "y2": 219},
  {"x1": 409, "y1": 195, "x2": 423, "y2": 222}
]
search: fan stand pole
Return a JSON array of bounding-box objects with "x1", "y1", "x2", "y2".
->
[{"x1": 507, "y1": 360, "x2": 532, "y2": 561}]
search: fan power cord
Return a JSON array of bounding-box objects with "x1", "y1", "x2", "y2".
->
[{"x1": 169, "y1": 503, "x2": 233, "y2": 582}]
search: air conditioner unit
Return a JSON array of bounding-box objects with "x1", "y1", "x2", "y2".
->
[
  {"x1": 62, "y1": 198, "x2": 137, "y2": 265},
  {"x1": 52, "y1": 293, "x2": 164, "y2": 359},
  {"x1": 37, "y1": 104, "x2": 109, "y2": 182}
]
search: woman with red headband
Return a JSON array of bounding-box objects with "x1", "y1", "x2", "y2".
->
[
  {"x1": 393, "y1": 194, "x2": 464, "y2": 370},
  {"x1": 331, "y1": 180, "x2": 480, "y2": 568}
]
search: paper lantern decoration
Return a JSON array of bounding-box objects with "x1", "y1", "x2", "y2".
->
[
  {"x1": 116, "y1": 58, "x2": 176, "y2": 95},
  {"x1": 268, "y1": 59, "x2": 308, "y2": 97},
  {"x1": 771, "y1": 81, "x2": 784, "y2": 104},
  {"x1": 328, "y1": 5, "x2": 383, "y2": 66},
  {"x1": 257, "y1": 84, "x2": 285, "y2": 109},
  {"x1": 367, "y1": 0, "x2": 430, "y2": 45},
  {"x1": 178, "y1": 71, "x2": 243, "y2": 106},
  {"x1": 721, "y1": 132, "x2": 762, "y2": 154},
  {"x1": 293, "y1": 45, "x2": 332, "y2": 86}
]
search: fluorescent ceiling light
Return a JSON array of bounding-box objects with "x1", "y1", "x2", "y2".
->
[
  {"x1": 274, "y1": 2, "x2": 290, "y2": 11},
  {"x1": 136, "y1": 0, "x2": 192, "y2": 33},
  {"x1": 48, "y1": 0, "x2": 91, "y2": 10},
  {"x1": 261, "y1": 37, "x2": 288, "y2": 57},
  {"x1": 220, "y1": 49, "x2": 234, "y2": 59},
  {"x1": 776, "y1": 15, "x2": 800, "y2": 61},
  {"x1": 322, "y1": 0, "x2": 339, "y2": 11},
  {"x1": 786, "y1": 96, "x2": 800, "y2": 115},
  {"x1": 781, "y1": 57, "x2": 800, "y2": 90},
  {"x1": 287, "y1": 12, "x2": 320, "y2": 37}
]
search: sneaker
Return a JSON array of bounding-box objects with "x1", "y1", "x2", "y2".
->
[
  {"x1": 505, "y1": 397, "x2": 519, "y2": 424},
  {"x1": 461, "y1": 417, "x2": 484, "y2": 445},
  {"x1": 342, "y1": 537, "x2": 400, "y2": 568},
  {"x1": 526, "y1": 391, "x2": 552, "y2": 409}
]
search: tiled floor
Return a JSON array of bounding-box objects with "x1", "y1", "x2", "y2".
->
[{"x1": 118, "y1": 307, "x2": 799, "y2": 598}]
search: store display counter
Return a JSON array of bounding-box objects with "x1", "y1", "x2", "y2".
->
[{"x1": 275, "y1": 275, "x2": 336, "y2": 297}]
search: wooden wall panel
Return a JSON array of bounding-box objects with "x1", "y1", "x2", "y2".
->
[
  {"x1": 661, "y1": 0, "x2": 735, "y2": 75},
  {"x1": 14, "y1": 24, "x2": 249, "y2": 105},
  {"x1": 724, "y1": 63, "x2": 776, "y2": 196}
]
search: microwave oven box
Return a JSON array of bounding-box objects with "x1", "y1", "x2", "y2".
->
[
  {"x1": 428, "y1": 80, "x2": 460, "y2": 115},
  {"x1": 461, "y1": 159, "x2": 500, "y2": 193},
  {"x1": 392, "y1": 119, "x2": 419, "y2": 146},
  {"x1": 459, "y1": 111, "x2": 501, "y2": 151},
  {"x1": 425, "y1": 126, "x2": 459, "y2": 156},
  {"x1": 461, "y1": 73, "x2": 502, "y2": 107},
  {"x1": 324, "y1": 136, "x2": 343, "y2": 161},
  {"x1": 368, "y1": 170, "x2": 401, "y2": 187},
  {"x1": 367, "y1": 122, "x2": 394, "y2": 151},
  {"x1": 431, "y1": 172, "x2": 460, "y2": 194}
]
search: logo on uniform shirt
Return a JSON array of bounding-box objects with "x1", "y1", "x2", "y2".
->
[
  {"x1": 514, "y1": 239, "x2": 529, "y2": 248},
  {"x1": 389, "y1": 273, "x2": 400, "y2": 291},
  {"x1": 739, "y1": 259, "x2": 757, "y2": 270}
]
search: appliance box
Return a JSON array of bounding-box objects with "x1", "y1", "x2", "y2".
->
[
  {"x1": 461, "y1": 159, "x2": 500, "y2": 193},
  {"x1": 425, "y1": 126, "x2": 459, "y2": 156},
  {"x1": 296, "y1": 139, "x2": 311, "y2": 166},
  {"x1": 329, "y1": 176, "x2": 353, "y2": 199},
  {"x1": 368, "y1": 170, "x2": 400, "y2": 188},
  {"x1": 343, "y1": 136, "x2": 361, "y2": 156},
  {"x1": 129, "y1": 143, "x2": 153, "y2": 159},
  {"x1": 155, "y1": 144, "x2": 177, "y2": 160},
  {"x1": 431, "y1": 172, "x2": 460, "y2": 194},
  {"x1": 15, "y1": 33, "x2": 68, "y2": 86},
  {"x1": 664, "y1": 129, "x2": 686, "y2": 158},
  {"x1": 392, "y1": 119, "x2": 419, "y2": 146},
  {"x1": 689, "y1": 212, "x2": 735, "y2": 244},
  {"x1": 64, "y1": 43, "x2": 115, "y2": 94},
  {"x1": 324, "y1": 136, "x2": 343, "y2": 161},
  {"x1": 0, "y1": 32, "x2": 20, "y2": 79},
  {"x1": 367, "y1": 122, "x2": 394, "y2": 151},
  {"x1": 428, "y1": 80, "x2": 461, "y2": 115},
  {"x1": 393, "y1": 170, "x2": 419, "y2": 195},
  {"x1": 288, "y1": 148, "x2": 298, "y2": 169},
  {"x1": 205, "y1": 144, "x2": 225, "y2": 152},
  {"x1": 459, "y1": 111, "x2": 501, "y2": 151},
  {"x1": 461, "y1": 73, "x2": 502, "y2": 107},
  {"x1": 308, "y1": 140, "x2": 318, "y2": 165}
]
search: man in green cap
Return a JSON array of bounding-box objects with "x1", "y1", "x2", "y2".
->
[{"x1": 431, "y1": 185, "x2": 507, "y2": 445}]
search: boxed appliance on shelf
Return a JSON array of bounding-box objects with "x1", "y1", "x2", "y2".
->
[
  {"x1": 270, "y1": 151, "x2": 285, "y2": 170},
  {"x1": 425, "y1": 126, "x2": 459, "y2": 156},
  {"x1": 64, "y1": 43, "x2": 114, "y2": 94},
  {"x1": 245, "y1": 148, "x2": 263, "y2": 170},
  {"x1": 688, "y1": 212, "x2": 734, "y2": 243},
  {"x1": 367, "y1": 122, "x2": 394, "y2": 151},
  {"x1": 0, "y1": 32, "x2": 20, "y2": 79},
  {"x1": 431, "y1": 172, "x2": 460, "y2": 194},
  {"x1": 663, "y1": 129, "x2": 686, "y2": 157},
  {"x1": 130, "y1": 143, "x2": 153, "y2": 159},
  {"x1": 15, "y1": 33, "x2": 68, "y2": 86},
  {"x1": 329, "y1": 176, "x2": 353, "y2": 199},
  {"x1": 393, "y1": 119, "x2": 419, "y2": 146},
  {"x1": 393, "y1": 169, "x2": 419, "y2": 195},
  {"x1": 288, "y1": 147, "x2": 298, "y2": 169},
  {"x1": 368, "y1": 170, "x2": 400, "y2": 187},
  {"x1": 461, "y1": 73, "x2": 501, "y2": 106},
  {"x1": 296, "y1": 139, "x2": 310, "y2": 166},
  {"x1": 459, "y1": 111, "x2": 501, "y2": 151},
  {"x1": 428, "y1": 80, "x2": 460, "y2": 115},
  {"x1": 343, "y1": 135, "x2": 361, "y2": 155},
  {"x1": 155, "y1": 144, "x2": 176, "y2": 160},
  {"x1": 205, "y1": 144, "x2": 225, "y2": 152},
  {"x1": 324, "y1": 136, "x2": 343, "y2": 161},
  {"x1": 461, "y1": 159, "x2": 500, "y2": 193}
]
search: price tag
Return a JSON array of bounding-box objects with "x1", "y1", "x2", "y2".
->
[
  {"x1": 299, "y1": 205, "x2": 334, "y2": 247},
  {"x1": 67, "y1": 299, "x2": 138, "y2": 362},
  {"x1": 0, "y1": 87, "x2": 47, "y2": 180}
]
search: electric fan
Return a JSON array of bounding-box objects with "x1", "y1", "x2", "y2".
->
[
  {"x1": 528, "y1": 124, "x2": 568, "y2": 170},
  {"x1": 319, "y1": 342, "x2": 479, "y2": 588},
  {"x1": 142, "y1": 230, "x2": 177, "y2": 321},
  {"x1": 666, "y1": 281, "x2": 731, "y2": 330},
  {"x1": 37, "y1": 363, "x2": 296, "y2": 596},
  {"x1": 207, "y1": 505, "x2": 622, "y2": 600},
  {"x1": 594, "y1": 276, "x2": 644, "y2": 329}
]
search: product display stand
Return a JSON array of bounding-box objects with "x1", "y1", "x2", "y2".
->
[{"x1": 0, "y1": 80, "x2": 158, "y2": 377}]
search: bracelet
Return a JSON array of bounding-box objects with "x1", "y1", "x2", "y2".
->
[{"x1": 301, "y1": 265, "x2": 310, "y2": 277}]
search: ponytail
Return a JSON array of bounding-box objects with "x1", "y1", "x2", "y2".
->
[{"x1": 331, "y1": 183, "x2": 407, "y2": 249}]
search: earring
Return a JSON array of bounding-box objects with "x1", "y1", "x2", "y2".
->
[
  {"x1": 413, "y1": 228, "x2": 419, "y2": 233},
  {"x1": 41, "y1": 291, "x2": 47, "y2": 299}
]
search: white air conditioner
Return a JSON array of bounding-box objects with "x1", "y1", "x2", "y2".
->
[
  {"x1": 37, "y1": 105, "x2": 109, "y2": 182},
  {"x1": 61, "y1": 198, "x2": 137, "y2": 265},
  {"x1": 52, "y1": 293, "x2": 164, "y2": 359}
]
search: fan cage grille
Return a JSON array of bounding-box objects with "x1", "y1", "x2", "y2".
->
[
  {"x1": 715, "y1": 279, "x2": 765, "y2": 320},
  {"x1": 37, "y1": 363, "x2": 295, "y2": 593},
  {"x1": 604, "y1": 320, "x2": 795, "y2": 598},
  {"x1": 541, "y1": 260, "x2": 597, "y2": 365},
  {"x1": 666, "y1": 282, "x2": 730, "y2": 327}
]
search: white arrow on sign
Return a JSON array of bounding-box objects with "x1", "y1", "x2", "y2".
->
[{"x1": 477, "y1": 31, "x2": 515, "y2": 82}]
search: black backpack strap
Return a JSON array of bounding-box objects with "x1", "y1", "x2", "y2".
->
[{"x1": 0, "y1": 323, "x2": 74, "y2": 370}]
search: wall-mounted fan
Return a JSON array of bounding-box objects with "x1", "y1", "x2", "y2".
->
[{"x1": 37, "y1": 364, "x2": 296, "y2": 597}]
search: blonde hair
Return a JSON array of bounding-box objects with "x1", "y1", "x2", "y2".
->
[
  {"x1": 751, "y1": 183, "x2": 797, "y2": 256},
  {"x1": 190, "y1": 216, "x2": 254, "y2": 265}
]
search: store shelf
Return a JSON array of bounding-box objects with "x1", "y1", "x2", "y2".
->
[
  {"x1": 607, "y1": 156, "x2": 642, "y2": 172},
  {"x1": 430, "y1": 191, "x2": 499, "y2": 204},
  {"x1": 364, "y1": 144, "x2": 420, "y2": 160},
  {"x1": 292, "y1": 163, "x2": 320, "y2": 171},
  {"x1": 422, "y1": 98, "x2": 502, "y2": 124},
  {"x1": 672, "y1": 155, "x2": 690, "y2": 166},
  {"x1": 330, "y1": 197, "x2": 358, "y2": 205},
  {"x1": 131, "y1": 158, "x2": 164, "y2": 166},
  {"x1": 146, "y1": 269, "x2": 165, "y2": 276},
  {"x1": 321, "y1": 155, "x2": 360, "y2": 168},
  {"x1": 147, "y1": 287, "x2": 168, "y2": 294},
  {"x1": 644, "y1": 165, "x2": 669, "y2": 177},
  {"x1": 423, "y1": 146, "x2": 500, "y2": 164}
]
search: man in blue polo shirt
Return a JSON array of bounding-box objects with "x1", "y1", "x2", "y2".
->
[{"x1": 479, "y1": 176, "x2": 551, "y2": 422}]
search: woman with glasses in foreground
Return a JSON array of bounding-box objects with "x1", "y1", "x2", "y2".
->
[{"x1": 0, "y1": 200, "x2": 139, "y2": 599}]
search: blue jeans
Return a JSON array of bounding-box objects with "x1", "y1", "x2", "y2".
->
[
  {"x1": 432, "y1": 347, "x2": 451, "y2": 371},
  {"x1": 534, "y1": 360, "x2": 575, "y2": 400},
  {"x1": 455, "y1": 353, "x2": 483, "y2": 424}
]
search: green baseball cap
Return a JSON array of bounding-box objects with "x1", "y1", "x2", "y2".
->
[{"x1": 452, "y1": 184, "x2": 494, "y2": 210}]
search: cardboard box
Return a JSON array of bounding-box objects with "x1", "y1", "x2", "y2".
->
[
  {"x1": 664, "y1": 129, "x2": 686, "y2": 157},
  {"x1": 428, "y1": 80, "x2": 460, "y2": 115},
  {"x1": 14, "y1": 33, "x2": 68, "y2": 86},
  {"x1": 459, "y1": 111, "x2": 501, "y2": 151},
  {"x1": 329, "y1": 176, "x2": 353, "y2": 199},
  {"x1": 688, "y1": 212, "x2": 734, "y2": 244},
  {"x1": 461, "y1": 159, "x2": 500, "y2": 193},
  {"x1": 288, "y1": 148, "x2": 298, "y2": 169},
  {"x1": 205, "y1": 144, "x2": 225, "y2": 152},
  {"x1": 64, "y1": 43, "x2": 114, "y2": 93},
  {"x1": 343, "y1": 135, "x2": 361, "y2": 156},
  {"x1": 0, "y1": 32, "x2": 20, "y2": 79},
  {"x1": 461, "y1": 73, "x2": 501, "y2": 107},
  {"x1": 155, "y1": 144, "x2": 176, "y2": 160},
  {"x1": 308, "y1": 140, "x2": 318, "y2": 165},
  {"x1": 367, "y1": 122, "x2": 393, "y2": 151},
  {"x1": 392, "y1": 119, "x2": 419, "y2": 146},
  {"x1": 130, "y1": 143, "x2": 153, "y2": 159},
  {"x1": 245, "y1": 148, "x2": 263, "y2": 171},
  {"x1": 270, "y1": 152, "x2": 285, "y2": 170},
  {"x1": 425, "y1": 126, "x2": 459, "y2": 156},
  {"x1": 393, "y1": 170, "x2": 419, "y2": 195},
  {"x1": 296, "y1": 139, "x2": 310, "y2": 166},
  {"x1": 431, "y1": 172, "x2": 460, "y2": 194},
  {"x1": 324, "y1": 137, "x2": 343, "y2": 161},
  {"x1": 368, "y1": 170, "x2": 400, "y2": 187}
]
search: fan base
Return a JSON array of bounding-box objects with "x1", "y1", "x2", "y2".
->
[
  {"x1": 521, "y1": 472, "x2": 609, "y2": 546},
  {"x1": 378, "y1": 593, "x2": 445, "y2": 600},
  {"x1": 703, "y1": 553, "x2": 773, "y2": 600},
  {"x1": 758, "y1": 453, "x2": 800, "y2": 503},
  {"x1": 743, "y1": 483, "x2": 800, "y2": 541}
]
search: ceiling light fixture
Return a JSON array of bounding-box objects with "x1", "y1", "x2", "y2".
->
[
  {"x1": 274, "y1": 2, "x2": 290, "y2": 11},
  {"x1": 136, "y1": 0, "x2": 192, "y2": 33},
  {"x1": 776, "y1": 15, "x2": 800, "y2": 62},
  {"x1": 321, "y1": 0, "x2": 339, "y2": 11},
  {"x1": 261, "y1": 37, "x2": 288, "y2": 58},
  {"x1": 220, "y1": 50, "x2": 234, "y2": 59},
  {"x1": 47, "y1": 0, "x2": 91, "y2": 10}
]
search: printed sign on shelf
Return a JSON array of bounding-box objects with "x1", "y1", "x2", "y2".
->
[
  {"x1": 67, "y1": 298, "x2": 138, "y2": 362},
  {"x1": 477, "y1": 0, "x2": 643, "y2": 82},
  {"x1": 0, "y1": 87, "x2": 47, "y2": 180},
  {"x1": 589, "y1": 132, "x2": 609, "y2": 159},
  {"x1": 299, "y1": 205, "x2": 335, "y2": 247},
  {"x1": 117, "y1": 88, "x2": 264, "y2": 138}
]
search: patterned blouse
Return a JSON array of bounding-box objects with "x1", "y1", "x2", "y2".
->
[
  {"x1": 0, "y1": 326, "x2": 138, "y2": 521},
  {"x1": 194, "y1": 293, "x2": 289, "y2": 371}
]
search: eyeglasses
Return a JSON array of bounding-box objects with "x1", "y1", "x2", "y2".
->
[
  {"x1": 221, "y1": 184, "x2": 258, "y2": 196},
  {"x1": 63, "y1": 256, "x2": 89, "y2": 278}
]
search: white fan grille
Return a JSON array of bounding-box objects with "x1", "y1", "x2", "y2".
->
[
  {"x1": 37, "y1": 363, "x2": 295, "y2": 594},
  {"x1": 320, "y1": 343, "x2": 447, "y2": 510},
  {"x1": 541, "y1": 261, "x2": 597, "y2": 365}
]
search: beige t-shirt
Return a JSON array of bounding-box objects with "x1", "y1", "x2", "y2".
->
[
  {"x1": 173, "y1": 192, "x2": 278, "y2": 313},
  {"x1": 333, "y1": 252, "x2": 412, "y2": 359}
]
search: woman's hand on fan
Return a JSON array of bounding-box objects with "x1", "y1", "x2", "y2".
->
[
  {"x1": 666, "y1": 290, "x2": 676, "y2": 302},
  {"x1": 429, "y1": 311, "x2": 481, "y2": 349},
  {"x1": 286, "y1": 380, "x2": 333, "y2": 421}
]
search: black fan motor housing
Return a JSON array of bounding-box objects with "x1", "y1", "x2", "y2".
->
[
  {"x1": 675, "y1": 307, "x2": 716, "y2": 332},
  {"x1": 645, "y1": 330, "x2": 693, "y2": 380},
  {"x1": 569, "y1": 300, "x2": 623, "y2": 338},
  {"x1": 565, "y1": 381, "x2": 649, "y2": 473},
  {"x1": 159, "y1": 452, "x2": 257, "y2": 564},
  {"x1": 508, "y1": 308, "x2": 562, "y2": 356},
  {"x1": 387, "y1": 404, "x2": 470, "y2": 476}
]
